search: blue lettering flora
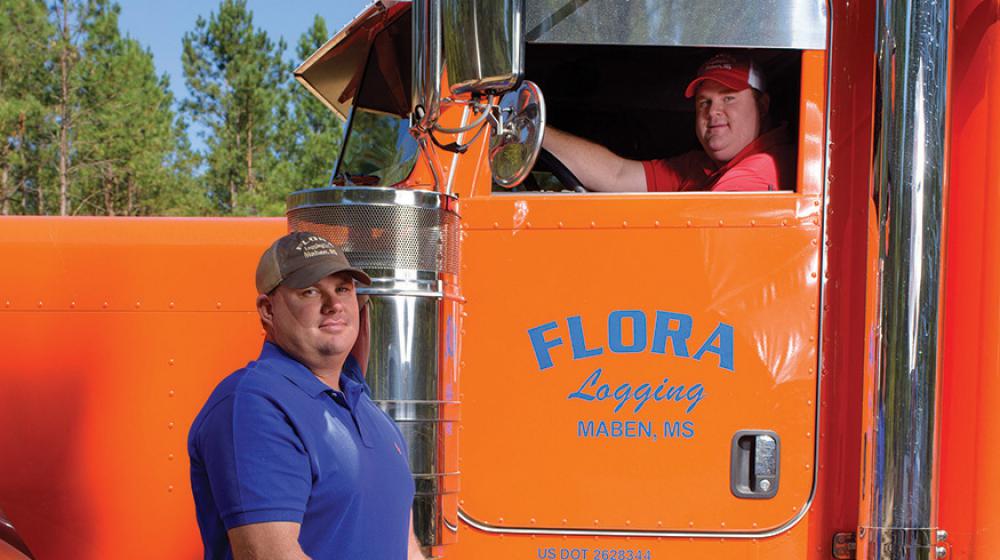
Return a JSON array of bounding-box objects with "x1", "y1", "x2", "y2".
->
[{"x1": 527, "y1": 310, "x2": 734, "y2": 372}]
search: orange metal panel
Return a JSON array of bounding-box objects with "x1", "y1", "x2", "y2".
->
[
  {"x1": 457, "y1": 194, "x2": 820, "y2": 534},
  {"x1": 0, "y1": 218, "x2": 284, "y2": 559},
  {"x1": 939, "y1": 0, "x2": 1000, "y2": 556}
]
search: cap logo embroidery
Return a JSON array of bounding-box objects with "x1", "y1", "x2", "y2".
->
[{"x1": 296, "y1": 235, "x2": 338, "y2": 258}]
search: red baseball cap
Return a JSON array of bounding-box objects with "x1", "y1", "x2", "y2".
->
[{"x1": 684, "y1": 53, "x2": 766, "y2": 98}]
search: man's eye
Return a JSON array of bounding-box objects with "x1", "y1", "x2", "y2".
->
[
  {"x1": 724, "y1": 96, "x2": 736, "y2": 103},
  {"x1": 302, "y1": 288, "x2": 319, "y2": 296}
]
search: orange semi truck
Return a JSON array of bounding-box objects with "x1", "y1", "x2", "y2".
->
[{"x1": 1, "y1": 0, "x2": 998, "y2": 559}]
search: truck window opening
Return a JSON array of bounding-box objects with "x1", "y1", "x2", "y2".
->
[{"x1": 500, "y1": 45, "x2": 803, "y2": 193}]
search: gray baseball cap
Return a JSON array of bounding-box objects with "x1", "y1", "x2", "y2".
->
[{"x1": 255, "y1": 232, "x2": 372, "y2": 294}]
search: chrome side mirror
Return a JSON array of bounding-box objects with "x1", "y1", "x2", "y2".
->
[{"x1": 490, "y1": 81, "x2": 545, "y2": 188}]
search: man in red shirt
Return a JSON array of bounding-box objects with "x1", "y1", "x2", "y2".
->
[{"x1": 542, "y1": 52, "x2": 795, "y2": 192}]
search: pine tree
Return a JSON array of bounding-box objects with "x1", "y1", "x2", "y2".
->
[
  {"x1": 271, "y1": 15, "x2": 343, "y2": 198},
  {"x1": 71, "y1": 1, "x2": 188, "y2": 215},
  {"x1": 181, "y1": 0, "x2": 287, "y2": 215},
  {"x1": 0, "y1": 0, "x2": 55, "y2": 215}
]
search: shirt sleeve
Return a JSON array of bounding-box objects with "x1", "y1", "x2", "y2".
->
[
  {"x1": 642, "y1": 159, "x2": 683, "y2": 192},
  {"x1": 195, "y1": 391, "x2": 312, "y2": 530}
]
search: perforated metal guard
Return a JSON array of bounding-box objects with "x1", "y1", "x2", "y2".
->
[{"x1": 288, "y1": 203, "x2": 460, "y2": 275}]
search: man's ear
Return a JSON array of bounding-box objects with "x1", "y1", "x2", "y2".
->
[
  {"x1": 757, "y1": 92, "x2": 771, "y2": 117},
  {"x1": 257, "y1": 294, "x2": 275, "y2": 330}
]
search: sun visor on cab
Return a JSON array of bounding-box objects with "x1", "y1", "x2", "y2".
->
[{"x1": 294, "y1": 1, "x2": 412, "y2": 120}]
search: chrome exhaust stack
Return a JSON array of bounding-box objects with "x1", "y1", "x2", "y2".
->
[
  {"x1": 287, "y1": 186, "x2": 461, "y2": 557},
  {"x1": 860, "y1": 0, "x2": 951, "y2": 558}
]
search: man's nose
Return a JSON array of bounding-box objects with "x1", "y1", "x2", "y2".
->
[{"x1": 321, "y1": 292, "x2": 344, "y2": 313}]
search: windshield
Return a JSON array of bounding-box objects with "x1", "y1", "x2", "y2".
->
[
  {"x1": 333, "y1": 9, "x2": 417, "y2": 186},
  {"x1": 336, "y1": 107, "x2": 418, "y2": 186}
]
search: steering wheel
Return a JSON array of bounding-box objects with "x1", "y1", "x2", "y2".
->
[{"x1": 536, "y1": 148, "x2": 588, "y2": 192}]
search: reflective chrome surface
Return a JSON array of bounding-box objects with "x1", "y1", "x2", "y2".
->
[
  {"x1": 490, "y1": 81, "x2": 546, "y2": 188},
  {"x1": 412, "y1": 0, "x2": 442, "y2": 132},
  {"x1": 287, "y1": 186, "x2": 461, "y2": 552},
  {"x1": 287, "y1": 187, "x2": 460, "y2": 276},
  {"x1": 442, "y1": 0, "x2": 525, "y2": 95},
  {"x1": 862, "y1": 0, "x2": 950, "y2": 558},
  {"x1": 369, "y1": 296, "x2": 460, "y2": 552},
  {"x1": 525, "y1": 0, "x2": 827, "y2": 50}
]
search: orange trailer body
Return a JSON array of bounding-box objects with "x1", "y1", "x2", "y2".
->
[{"x1": 0, "y1": 0, "x2": 997, "y2": 558}]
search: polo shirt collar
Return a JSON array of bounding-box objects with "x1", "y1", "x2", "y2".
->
[{"x1": 259, "y1": 342, "x2": 367, "y2": 401}]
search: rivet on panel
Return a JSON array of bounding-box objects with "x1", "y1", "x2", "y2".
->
[
  {"x1": 530, "y1": 518, "x2": 536, "y2": 524},
  {"x1": 813, "y1": 218, "x2": 820, "y2": 225},
  {"x1": 686, "y1": 220, "x2": 693, "y2": 227},
  {"x1": 70, "y1": 301, "x2": 76, "y2": 309},
  {"x1": 811, "y1": 272, "x2": 818, "y2": 278},
  {"x1": 498, "y1": 517, "x2": 504, "y2": 524},
  {"x1": 625, "y1": 520, "x2": 631, "y2": 526},
  {"x1": 814, "y1": 200, "x2": 820, "y2": 207},
  {"x1": 809, "y1": 336, "x2": 815, "y2": 342},
  {"x1": 811, "y1": 239, "x2": 818, "y2": 246},
  {"x1": 168, "y1": 390, "x2": 176, "y2": 397},
  {"x1": 721, "y1": 522, "x2": 726, "y2": 528},
  {"x1": 688, "y1": 521, "x2": 693, "y2": 527},
  {"x1": 562, "y1": 519, "x2": 567, "y2": 525},
  {"x1": 459, "y1": 499, "x2": 465, "y2": 505},
  {"x1": 806, "y1": 432, "x2": 812, "y2": 438},
  {"x1": 102, "y1": 302, "x2": 109, "y2": 309},
  {"x1": 782, "y1": 219, "x2": 789, "y2": 226},
  {"x1": 216, "y1": 302, "x2": 223, "y2": 309},
  {"x1": 718, "y1": 220, "x2": 724, "y2": 226},
  {"x1": 593, "y1": 520, "x2": 599, "y2": 526},
  {"x1": 622, "y1": 220, "x2": 629, "y2": 227},
  {"x1": 654, "y1": 220, "x2": 661, "y2": 227},
  {"x1": 4, "y1": 301, "x2": 9, "y2": 307},
  {"x1": 493, "y1": 222, "x2": 499, "y2": 229},
  {"x1": 168, "y1": 359, "x2": 175, "y2": 366},
  {"x1": 590, "y1": 221, "x2": 596, "y2": 228},
  {"x1": 750, "y1": 219, "x2": 756, "y2": 227},
  {"x1": 525, "y1": 222, "x2": 532, "y2": 229},
  {"x1": 135, "y1": 302, "x2": 141, "y2": 309},
  {"x1": 167, "y1": 422, "x2": 175, "y2": 430},
  {"x1": 169, "y1": 302, "x2": 175, "y2": 309},
  {"x1": 752, "y1": 522, "x2": 758, "y2": 528},
  {"x1": 37, "y1": 301, "x2": 43, "y2": 308},
  {"x1": 167, "y1": 485, "x2": 174, "y2": 493},
  {"x1": 168, "y1": 453, "x2": 175, "y2": 461},
  {"x1": 558, "y1": 222, "x2": 564, "y2": 228}
]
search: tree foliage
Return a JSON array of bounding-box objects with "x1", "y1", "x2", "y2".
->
[
  {"x1": 181, "y1": 0, "x2": 289, "y2": 215},
  {"x1": 1, "y1": 0, "x2": 347, "y2": 217}
]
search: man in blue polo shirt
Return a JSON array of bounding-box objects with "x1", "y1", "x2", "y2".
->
[{"x1": 189, "y1": 232, "x2": 424, "y2": 559}]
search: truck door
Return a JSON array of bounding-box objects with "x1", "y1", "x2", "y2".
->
[{"x1": 456, "y1": 46, "x2": 828, "y2": 536}]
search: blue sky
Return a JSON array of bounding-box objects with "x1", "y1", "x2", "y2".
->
[{"x1": 117, "y1": 0, "x2": 372, "y2": 148}]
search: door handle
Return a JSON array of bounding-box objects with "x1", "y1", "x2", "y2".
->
[{"x1": 730, "y1": 430, "x2": 780, "y2": 499}]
